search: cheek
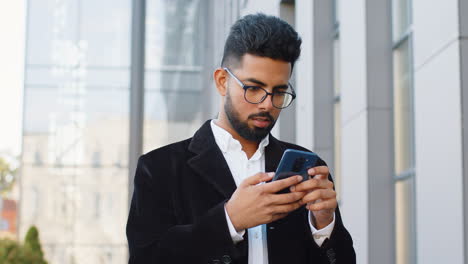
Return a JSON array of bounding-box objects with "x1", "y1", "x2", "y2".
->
[
  {"x1": 270, "y1": 108, "x2": 281, "y2": 117},
  {"x1": 230, "y1": 89, "x2": 251, "y2": 108},
  {"x1": 227, "y1": 90, "x2": 250, "y2": 115}
]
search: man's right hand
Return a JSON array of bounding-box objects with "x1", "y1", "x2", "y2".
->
[{"x1": 225, "y1": 172, "x2": 305, "y2": 232}]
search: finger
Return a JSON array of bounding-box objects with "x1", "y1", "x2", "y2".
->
[
  {"x1": 262, "y1": 175, "x2": 303, "y2": 193},
  {"x1": 293, "y1": 178, "x2": 333, "y2": 192},
  {"x1": 306, "y1": 199, "x2": 337, "y2": 211},
  {"x1": 313, "y1": 174, "x2": 327, "y2": 181},
  {"x1": 301, "y1": 189, "x2": 336, "y2": 205},
  {"x1": 272, "y1": 201, "x2": 303, "y2": 214},
  {"x1": 241, "y1": 172, "x2": 274, "y2": 187},
  {"x1": 270, "y1": 191, "x2": 305, "y2": 205},
  {"x1": 308, "y1": 166, "x2": 329, "y2": 178}
]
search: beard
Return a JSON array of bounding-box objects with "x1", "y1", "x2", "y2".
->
[{"x1": 224, "y1": 91, "x2": 277, "y2": 142}]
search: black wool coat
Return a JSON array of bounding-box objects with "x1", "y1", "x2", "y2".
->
[{"x1": 126, "y1": 120, "x2": 356, "y2": 264}]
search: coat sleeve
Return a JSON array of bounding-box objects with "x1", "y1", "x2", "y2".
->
[
  {"x1": 319, "y1": 206, "x2": 356, "y2": 263},
  {"x1": 311, "y1": 158, "x2": 356, "y2": 264},
  {"x1": 126, "y1": 154, "x2": 246, "y2": 263}
]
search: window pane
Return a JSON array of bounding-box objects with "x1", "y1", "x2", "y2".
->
[
  {"x1": 333, "y1": 0, "x2": 340, "y2": 25},
  {"x1": 26, "y1": 66, "x2": 129, "y2": 89},
  {"x1": 143, "y1": 0, "x2": 208, "y2": 152},
  {"x1": 333, "y1": 101, "x2": 342, "y2": 202},
  {"x1": 333, "y1": 37, "x2": 341, "y2": 201},
  {"x1": 395, "y1": 178, "x2": 416, "y2": 264},
  {"x1": 26, "y1": 0, "x2": 79, "y2": 65},
  {"x1": 81, "y1": 0, "x2": 131, "y2": 67},
  {"x1": 145, "y1": 0, "x2": 205, "y2": 69},
  {"x1": 392, "y1": 0, "x2": 411, "y2": 40},
  {"x1": 393, "y1": 40, "x2": 414, "y2": 174},
  {"x1": 21, "y1": 0, "x2": 131, "y2": 263},
  {"x1": 333, "y1": 38, "x2": 341, "y2": 96}
]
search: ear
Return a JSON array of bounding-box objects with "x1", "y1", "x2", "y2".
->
[{"x1": 214, "y1": 68, "x2": 228, "y2": 96}]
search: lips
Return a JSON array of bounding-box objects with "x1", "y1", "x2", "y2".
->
[{"x1": 251, "y1": 117, "x2": 271, "y2": 128}]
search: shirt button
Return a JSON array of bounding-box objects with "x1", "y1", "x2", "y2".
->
[{"x1": 254, "y1": 232, "x2": 259, "y2": 239}]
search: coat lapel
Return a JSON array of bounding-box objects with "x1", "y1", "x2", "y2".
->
[
  {"x1": 187, "y1": 120, "x2": 237, "y2": 199},
  {"x1": 187, "y1": 120, "x2": 288, "y2": 198}
]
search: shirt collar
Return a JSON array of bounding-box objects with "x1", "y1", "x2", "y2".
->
[{"x1": 210, "y1": 120, "x2": 270, "y2": 157}]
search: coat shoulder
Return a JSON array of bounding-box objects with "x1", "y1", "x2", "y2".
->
[
  {"x1": 133, "y1": 138, "x2": 193, "y2": 186},
  {"x1": 274, "y1": 139, "x2": 328, "y2": 166},
  {"x1": 276, "y1": 140, "x2": 312, "y2": 152},
  {"x1": 141, "y1": 138, "x2": 192, "y2": 162}
]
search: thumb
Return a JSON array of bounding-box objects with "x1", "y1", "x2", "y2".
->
[{"x1": 241, "y1": 172, "x2": 274, "y2": 187}]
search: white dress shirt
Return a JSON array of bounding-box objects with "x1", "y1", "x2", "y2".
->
[{"x1": 210, "y1": 120, "x2": 335, "y2": 264}]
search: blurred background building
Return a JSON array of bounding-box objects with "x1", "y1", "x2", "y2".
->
[{"x1": 1, "y1": 0, "x2": 465, "y2": 263}]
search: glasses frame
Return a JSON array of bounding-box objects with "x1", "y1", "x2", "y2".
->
[{"x1": 223, "y1": 67, "x2": 296, "y2": 109}]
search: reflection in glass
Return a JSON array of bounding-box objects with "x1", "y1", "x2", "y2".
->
[
  {"x1": 333, "y1": 101, "x2": 342, "y2": 201},
  {"x1": 392, "y1": 1, "x2": 415, "y2": 262},
  {"x1": 333, "y1": 0, "x2": 340, "y2": 26},
  {"x1": 393, "y1": 40, "x2": 414, "y2": 175},
  {"x1": 333, "y1": 36, "x2": 341, "y2": 201},
  {"x1": 392, "y1": 0, "x2": 411, "y2": 41},
  {"x1": 395, "y1": 178, "x2": 416, "y2": 264},
  {"x1": 333, "y1": 38, "x2": 341, "y2": 97},
  {"x1": 144, "y1": 0, "x2": 208, "y2": 152},
  {"x1": 21, "y1": 0, "x2": 130, "y2": 263}
]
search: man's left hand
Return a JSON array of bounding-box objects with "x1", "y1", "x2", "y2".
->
[{"x1": 290, "y1": 166, "x2": 336, "y2": 229}]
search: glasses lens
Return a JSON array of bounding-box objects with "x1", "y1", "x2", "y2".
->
[
  {"x1": 245, "y1": 87, "x2": 267, "y2": 103},
  {"x1": 272, "y1": 92, "x2": 293, "y2": 109},
  {"x1": 244, "y1": 85, "x2": 295, "y2": 109}
]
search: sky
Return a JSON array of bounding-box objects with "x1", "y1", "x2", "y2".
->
[{"x1": 0, "y1": 0, "x2": 26, "y2": 157}]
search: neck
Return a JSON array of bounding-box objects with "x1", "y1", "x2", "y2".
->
[{"x1": 214, "y1": 115, "x2": 260, "y2": 159}]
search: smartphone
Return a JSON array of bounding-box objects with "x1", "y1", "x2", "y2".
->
[{"x1": 272, "y1": 149, "x2": 319, "y2": 186}]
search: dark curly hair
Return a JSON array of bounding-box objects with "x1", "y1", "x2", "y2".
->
[{"x1": 221, "y1": 13, "x2": 302, "y2": 72}]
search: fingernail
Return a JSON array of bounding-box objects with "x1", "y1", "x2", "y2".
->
[
  {"x1": 290, "y1": 185, "x2": 295, "y2": 191},
  {"x1": 267, "y1": 172, "x2": 275, "y2": 177},
  {"x1": 309, "y1": 168, "x2": 315, "y2": 174},
  {"x1": 297, "y1": 176, "x2": 303, "y2": 182}
]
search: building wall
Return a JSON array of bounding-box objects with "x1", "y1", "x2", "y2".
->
[
  {"x1": 238, "y1": 0, "x2": 468, "y2": 263},
  {"x1": 413, "y1": 0, "x2": 465, "y2": 263}
]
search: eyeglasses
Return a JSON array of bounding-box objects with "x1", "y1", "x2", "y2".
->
[{"x1": 224, "y1": 67, "x2": 296, "y2": 109}]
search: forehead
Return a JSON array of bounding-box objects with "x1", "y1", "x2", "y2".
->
[{"x1": 235, "y1": 54, "x2": 292, "y2": 84}]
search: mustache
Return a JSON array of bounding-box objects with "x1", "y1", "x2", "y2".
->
[{"x1": 248, "y1": 112, "x2": 274, "y2": 121}]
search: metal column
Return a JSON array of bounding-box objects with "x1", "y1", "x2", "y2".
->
[{"x1": 128, "y1": 0, "x2": 146, "y2": 206}]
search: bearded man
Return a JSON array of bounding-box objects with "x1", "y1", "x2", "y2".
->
[{"x1": 126, "y1": 13, "x2": 355, "y2": 264}]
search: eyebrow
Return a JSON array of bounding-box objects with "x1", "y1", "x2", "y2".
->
[{"x1": 244, "y1": 78, "x2": 289, "y2": 90}]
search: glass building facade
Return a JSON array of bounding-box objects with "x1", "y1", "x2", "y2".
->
[
  {"x1": 21, "y1": 0, "x2": 131, "y2": 262},
  {"x1": 20, "y1": 0, "x2": 226, "y2": 263},
  {"x1": 143, "y1": 0, "x2": 210, "y2": 152},
  {"x1": 392, "y1": 0, "x2": 416, "y2": 263}
]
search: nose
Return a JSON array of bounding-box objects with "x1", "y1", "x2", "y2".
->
[{"x1": 257, "y1": 93, "x2": 275, "y2": 110}]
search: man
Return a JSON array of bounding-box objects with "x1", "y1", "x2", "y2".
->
[{"x1": 127, "y1": 13, "x2": 355, "y2": 264}]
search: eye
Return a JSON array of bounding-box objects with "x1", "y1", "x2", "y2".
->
[
  {"x1": 246, "y1": 86, "x2": 262, "y2": 92},
  {"x1": 274, "y1": 91, "x2": 287, "y2": 96}
]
